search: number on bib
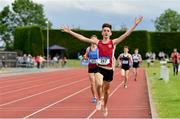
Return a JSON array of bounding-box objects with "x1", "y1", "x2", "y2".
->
[
  {"x1": 98, "y1": 57, "x2": 110, "y2": 65},
  {"x1": 122, "y1": 60, "x2": 129, "y2": 64},
  {"x1": 89, "y1": 59, "x2": 98, "y2": 64},
  {"x1": 80, "y1": 59, "x2": 89, "y2": 66},
  {"x1": 133, "y1": 59, "x2": 139, "y2": 63}
]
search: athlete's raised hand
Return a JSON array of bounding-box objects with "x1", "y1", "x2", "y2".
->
[
  {"x1": 113, "y1": 16, "x2": 143, "y2": 45},
  {"x1": 135, "y1": 16, "x2": 143, "y2": 25},
  {"x1": 61, "y1": 25, "x2": 71, "y2": 33}
]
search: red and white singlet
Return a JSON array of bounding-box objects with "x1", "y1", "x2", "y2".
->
[{"x1": 97, "y1": 40, "x2": 114, "y2": 67}]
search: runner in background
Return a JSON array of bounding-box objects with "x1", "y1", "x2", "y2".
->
[
  {"x1": 84, "y1": 35, "x2": 99, "y2": 104},
  {"x1": 118, "y1": 46, "x2": 132, "y2": 88},
  {"x1": 132, "y1": 48, "x2": 142, "y2": 81}
]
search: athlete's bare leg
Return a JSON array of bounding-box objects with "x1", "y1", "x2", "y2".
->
[
  {"x1": 124, "y1": 70, "x2": 129, "y2": 88},
  {"x1": 95, "y1": 73, "x2": 104, "y2": 110},
  {"x1": 89, "y1": 73, "x2": 97, "y2": 99},
  {"x1": 102, "y1": 81, "x2": 110, "y2": 117},
  {"x1": 133, "y1": 68, "x2": 138, "y2": 81}
]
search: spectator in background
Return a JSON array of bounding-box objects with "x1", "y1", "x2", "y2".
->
[
  {"x1": 23, "y1": 54, "x2": 27, "y2": 64},
  {"x1": 179, "y1": 53, "x2": 180, "y2": 72},
  {"x1": 53, "y1": 56, "x2": 58, "y2": 63},
  {"x1": 26, "y1": 54, "x2": 32, "y2": 67},
  {"x1": 146, "y1": 52, "x2": 151, "y2": 67},
  {"x1": 151, "y1": 52, "x2": 156, "y2": 64},
  {"x1": 2, "y1": 56, "x2": 6, "y2": 68},
  {"x1": 35, "y1": 56, "x2": 41, "y2": 68},
  {"x1": 171, "y1": 48, "x2": 179, "y2": 76},
  {"x1": 61, "y1": 56, "x2": 68, "y2": 67},
  {"x1": 158, "y1": 51, "x2": 165, "y2": 61}
]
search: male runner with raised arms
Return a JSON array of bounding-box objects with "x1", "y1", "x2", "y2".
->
[{"x1": 61, "y1": 16, "x2": 143, "y2": 117}]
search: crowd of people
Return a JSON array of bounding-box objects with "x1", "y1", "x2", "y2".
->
[
  {"x1": 16, "y1": 54, "x2": 68, "y2": 68},
  {"x1": 0, "y1": 53, "x2": 68, "y2": 69},
  {"x1": 16, "y1": 54, "x2": 45, "y2": 68}
]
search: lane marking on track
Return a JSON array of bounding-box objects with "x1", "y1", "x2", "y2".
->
[
  {"x1": 0, "y1": 74, "x2": 60, "y2": 89},
  {"x1": 0, "y1": 107, "x2": 149, "y2": 111},
  {"x1": 0, "y1": 69, "x2": 82, "y2": 89},
  {"x1": 86, "y1": 80, "x2": 124, "y2": 119},
  {"x1": 0, "y1": 78, "x2": 87, "y2": 107},
  {"x1": 23, "y1": 86, "x2": 90, "y2": 119},
  {"x1": 0, "y1": 72, "x2": 84, "y2": 96}
]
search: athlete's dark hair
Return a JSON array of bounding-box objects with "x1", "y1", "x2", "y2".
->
[
  {"x1": 102, "y1": 23, "x2": 112, "y2": 30},
  {"x1": 135, "y1": 48, "x2": 139, "y2": 50},
  {"x1": 124, "y1": 46, "x2": 129, "y2": 49}
]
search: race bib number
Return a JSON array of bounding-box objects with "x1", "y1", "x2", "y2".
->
[
  {"x1": 98, "y1": 57, "x2": 110, "y2": 65},
  {"x1": 122, "y1": 60, "x2": 129, "y2": 64},
  {"x1": 80, "y1": 59, "x2": 89, "y2": 66},
  {"x1": 133, "y1": 59, "x2": 139, "y2": 63},
  {"x1": 147, "y1": 59, "x2": 151, "y2": 63},
  {"x1": 89, "y1": 59, "x2": 98, "y2": 64}
]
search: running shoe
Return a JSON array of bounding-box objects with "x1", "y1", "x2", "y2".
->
[
  {"x1": 102, "y1": 107, "x2": 108, "y2": 117},
  {"x1": 100, "y1": 97, "x2": 104, "y2": 106},
  {"x1": 134, "y1": 77, "x2": 137, "y2": 81},
  {"x1": 91, "y1": 97, "x2": 97, "y2": 104},
  {"x1": 101, "y1": 99, "x2": 104, "y2": 106},
  {"x1": 96, "y1": 100, "x2": 102, "y2": 110},
  {"x1": 124, "y1": 85, "x2": 128, "y2": 88}
]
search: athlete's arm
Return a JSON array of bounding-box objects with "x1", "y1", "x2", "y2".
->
[
  {"x1": 139, "y1": 55, "x2": 143, "y2": 63},
  {"x1": 170, "y1": 53, "x2": 174, "y2": 61},
  {"x1": 83, "y1": 47, "x2": 90, "y2": 60},
  {"x1": 117, "y1": 54, "x2": 122, "y2": 67},
  {"x1": 113, "y1": 16, "x2": 143, "y2": 45},
  {"x1": 129, "y1": 54, "x2": 133, "y2": 64},
  {"x1": 117, "y1": 54, "x2": 121, "y2": 61},
  {"x1": 61, "y1": 26, "x2": 98, "y2": 44}
]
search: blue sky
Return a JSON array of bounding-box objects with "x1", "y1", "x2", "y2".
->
[{"x1": 1, "y1": 0, "x2": 180, "y2": 31}]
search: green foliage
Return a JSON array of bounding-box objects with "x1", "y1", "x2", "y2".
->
[
  {"x1": 0, "y1": 0, "x2": 51, "y2": 50},
  {"x1": 42, "y1": 30, "x2": 149, "y2": 59},
  {"x1": 147, "y1": 61, "x2": 180, "y2": 118},
  {"x1": 14, "y1": 27, "x2": 180, "y2": 58},
  {"x1": 113, "y1": 30, "x2": 149, "y2": 58},
  {"x1": 155, "y1": 9, "x2": 180, "y2": 32},
  {"x1": 12, "y1": 0, "x2": 52, "y2": 28},
  {"x1": 42, "y1": 30, "x2": 98, "y2": 58},
  {"x1": 150, "y1": 32, "x2": 180, "y2": 55},
  {"x1": 0, "y1": 6, "x2": 15, "y2": 50},
  {"x1": 14, "y1": 26, "x2": 44, "y2": 56}
]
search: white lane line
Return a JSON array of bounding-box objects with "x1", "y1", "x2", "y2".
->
[
  {"x1": 23, "y1": 86, "x2": 90, "y2": 119},
  {"x1": 0, "y1": 78, "x2": 87, "y2": 107},
  {"x1": 0, "y1": 72, "x2": 53, "y2": 84},
  {"x1": 0, "y1": 107, "x2": 149, "y2": 111},
  {"x1": 0, "y1": 72, "x2": 81, "y2": 96},
  {"x1": 86, "y1": 80, "x2": 124, "y2": 119},
  {"x1": 0, "y1": 74, "x2": 60, "y2": 89},
  {"x1": 0, "y1": 70, "x2": 84, "y2": 89},
  {"x1": 0, "y1": 71, "x2": 64, "y2": 84}
]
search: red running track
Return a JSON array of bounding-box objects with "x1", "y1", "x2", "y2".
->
[{"x1": 0, "y1": 68, "x2": 151, "y2": 118}]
